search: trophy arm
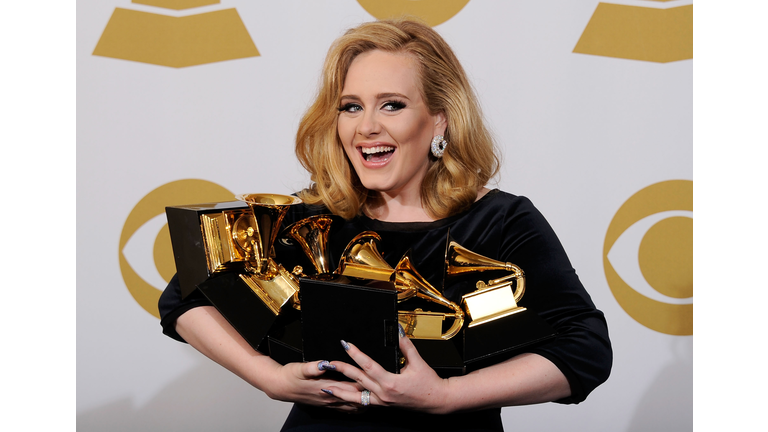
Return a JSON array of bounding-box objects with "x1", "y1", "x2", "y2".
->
[
  {"x1": 412, "y1": 290, "x2": 465, "y2": 340},
  {"x1": 476, "y1": 264, "x2": 526, "y2": 303},
  {"x1": 442, "y1": 304, "x2": 464, "y2": 340},
  {"x1": 397, "y1": 288, "x2": 418, "y2": 302},
  {"x1": 512, "y1": 265, "x2": 525, "y2": 303}
]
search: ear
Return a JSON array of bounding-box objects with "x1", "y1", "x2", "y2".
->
[{"x1": 433, "y1": 111, "x2": 447, "y2": 136}]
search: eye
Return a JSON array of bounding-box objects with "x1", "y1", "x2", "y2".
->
[
  {"x1": 122, "y1": 213, "x2": 171, "y2": 290},
  {"x1": 338, "y1": 103, "x2": 362, "y2": 113},
  {"x1": 606, "y1": 209, "x2": 693, "y2": 305},
  {"x1": 382, "y1": 100, "x2": 406, "y2": 112}
]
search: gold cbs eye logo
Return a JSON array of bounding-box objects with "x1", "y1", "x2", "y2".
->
[
  {"x1": 119, "y1": 179, "x2": 234, "y2": 318},
  {"x1": 603, "y1": 180, "x2": 692, "y2": 335}
]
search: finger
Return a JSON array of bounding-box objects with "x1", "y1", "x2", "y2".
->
[
  {"x1": 318, "y1": 389, "x2": 361, "y2": 413},
  {"x1": 330, "y1": 359, "x2": 377, "y2": 392},
  {"x1": 339, "y1": 340, "x2": 389, "y2": 379},
  {"x1": 300, "y1": 360, "x2": 336, "y2": 379},
  {"x1": 323, "y1": 385, "x2": 381, "y2": 408},
  {"x1": 397, "y1": 330, "x2": 424, "y2": 370}
]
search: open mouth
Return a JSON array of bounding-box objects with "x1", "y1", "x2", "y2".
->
[{"x1": 361, "y1": 145, "x2": 395, "y2": 163}]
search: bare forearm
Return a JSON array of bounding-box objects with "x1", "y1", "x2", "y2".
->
[
  {"x1": 175, "y1": 306, "x2": 362, "y2": 408},
  {"x1": 175, "y1": 306, "x2": 281, "y2": 393},
  {"x1": 327, "y1": 335, "x2": 571, "y2": 414},
  {"x1": 441, "y1": 353, "x2": 571, "y2": 413}
]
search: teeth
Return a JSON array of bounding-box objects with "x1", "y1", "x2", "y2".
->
[{"x1": 361, "y1": 146, "x2": 395, "y2": 155}]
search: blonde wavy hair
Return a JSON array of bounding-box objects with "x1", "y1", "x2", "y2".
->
[{"x1": 296, "y1": 18, "x2": 500, "y2": 220}]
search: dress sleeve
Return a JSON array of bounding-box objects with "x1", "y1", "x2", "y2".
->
[
  {"x1": 499, "y1": 196, "x2": 612, "y2": 404},
  {"x1": 158, "y1": 273, "x2": 212, "y2": 343}
]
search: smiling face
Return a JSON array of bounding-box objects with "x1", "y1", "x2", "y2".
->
[{"x1": 337, "y1": 50, "x2": 446, "y2": 202}]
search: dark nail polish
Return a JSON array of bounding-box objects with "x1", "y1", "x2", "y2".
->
[
  {"x1": 321, "y1": 388, "x2": 333, "y2": 396},
  {"x1": 318, "y1": 360, "x2": 335, "y2": 371},
  {"x1": 341, "y1": 340, "x2": 350, "y2": 351},
  {"x1": 398, "y1": 323, "x2": 405, "y2": 338}
]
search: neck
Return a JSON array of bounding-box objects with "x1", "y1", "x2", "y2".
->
[
  {"x1": 367, "y1": 190, "x2": 434, "y2": 222},
  {"x1": 365, "y1": 187, "x2": 491, "y2": 223}
]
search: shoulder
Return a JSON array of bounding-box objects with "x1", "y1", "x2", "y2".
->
[{"x1": 465, "y1": 189, "x2": 541, "y2": 220}]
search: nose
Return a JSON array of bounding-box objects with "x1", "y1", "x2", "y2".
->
[{"x1": 357, "y1": 109, "x2": 381, "y2": 137}]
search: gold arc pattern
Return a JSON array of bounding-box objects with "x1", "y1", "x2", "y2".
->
[
  {"x1": 119, "y1": 179, "x2": 235, "y2": 318},
  {"x1": 132, "y1": 0, "x2": 220, "y2": 10},
  {"x1": 356, "y1": 0, "x2": 470, "y2": 27},
  {"x1": 573, "y1": 3, "x2": 693, "y2": 63},
  {"x1": 92, "y1": 8, "x2": 259, "y2": 68},
  {"x1": 603, "y1": 180, "x2": 693, "y2": 335}
]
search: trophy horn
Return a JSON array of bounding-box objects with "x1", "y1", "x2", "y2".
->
[
  {"x1": 236, "y1": 193, "x2": 303, "y2": 275},
  {"x1": 284, "y1": 214, "x2": 334, "y2": 275},
  {"x1": 444, "y1": 235, "x2": 525, "y2": 304},
  {"x1": 336, "y1": 232, "x2": 417, "y2": 301},
  {"x1": 393, "y1": 251, "x2": 464, "y2": 340}
]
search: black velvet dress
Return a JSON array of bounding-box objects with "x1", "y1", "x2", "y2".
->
[{"x1": 159, "y1": 190, "x2": 612, "y2": 431}]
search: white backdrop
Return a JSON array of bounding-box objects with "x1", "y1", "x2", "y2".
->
[{"x1": 76, "y1": 1, "x2": 692, "y2": 430}]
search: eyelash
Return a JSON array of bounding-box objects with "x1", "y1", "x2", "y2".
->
[
  {"x1": 337, "y1": 100, "x2": 406, "y2": 113},
  {"x1": 383, "y1": 100, "x2": 406, "y2": 111},
  {"x1": 338, "y1": 103, "x2": 361, "y2": 113}
]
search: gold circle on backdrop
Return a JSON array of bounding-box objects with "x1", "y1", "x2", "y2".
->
[
  {"x1": 603, "y1": 180, "x2": 693, "y2": 335},
  {"x1": 638, "y1": 216, "x2": 693, "y2": 299},
  {"x1": 357, "y1": 0, "x2": 470, "y2": 27},
  {"x1": 119, "y1": 179, "x2": 234, "y2": 318}
]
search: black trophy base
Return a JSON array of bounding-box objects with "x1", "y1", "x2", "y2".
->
[
  {"x1": 464, "y1": 309, "x2": 556, "y2": 373},
  {"x1": 197, "y1": 272, "x2": 280, "y2": 353},
  {"x1": 266, "y1": 308, "x2": 304, "y2": 365},
  {"x1": 165, "y1": 201, "x2": 250, "y2": 299},
  {"x1": 300, "y1": 277, "x2": 401, "y2": 376},
  {"x1": 411, "y1": 339, "x2": 465, "y2": 378}
]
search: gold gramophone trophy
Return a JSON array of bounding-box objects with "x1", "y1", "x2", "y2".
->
[
  {"x1": 296, "y1": 230, "x2": 402, "y2": 374},
  {"x1": 336, "y1": 231, "x2": 464, "y2": 339},
  {"x1": 392, "y1": 252, "x2": 464, "y2": 341},
  {"x1": 166, "y1": 200, "x2": 254, "y2": 298},
  {"x1": 306, "y1": 231, "x2": 463, "y2": 377},
  {"x1": 444, "y1": 234, "x2": 556, "y2": 372},
  {"x1": 264, "y1": 214, "x2": 341, "y2": 365},
  {"x1": 284, "y1": 214, "x2": 336, "y2": 278},
  {"x1": 445, "y1": 239, "x2": 527, "y2": 327},
  {"x1": 165, "y1": 193, "x2": 303, "y2": 352},
  {"x1": 337, "y1": 231, "x2": 416, "y2": 300}
]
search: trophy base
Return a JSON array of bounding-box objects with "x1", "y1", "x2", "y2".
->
[
  {"x1": 166, "y1": 201, "x2": 250, "y2": 299},
  {"x1": 411, "y1": 339, "x2": 465, "y2": 378},
  {"x1": 266, "y1": 308, "x2": 304, "y2": 365},
  {"x1": 299, "y1": 276, "x2": 401, "y2": 376},
  {"x1": 464, "y1": 309, "x2": 556, "y2": 372},
  {"x1": 197, "y1": 271, "x2": 280, "y2": 352}
]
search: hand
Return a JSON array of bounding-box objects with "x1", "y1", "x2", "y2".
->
[
  {"x1": 263, "y1": 360, "x2": 364, "y2": 412},
  {"x1": 322, "y1": 332, "x2": 452, "y2": 414}
]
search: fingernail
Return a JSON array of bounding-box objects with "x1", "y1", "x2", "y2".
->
[
  {"x1": 341, "y1": 340, "x2": 350, "y2": 351},
  {"x1": 318, "y1": 360, "x2": 335, "y2": 371},
  {"x1": 398, "y1": 323, "x2": 405, "y2": 338},
  {"x1": 321, "y1": 388, "x2": 333, "y2": 396}
]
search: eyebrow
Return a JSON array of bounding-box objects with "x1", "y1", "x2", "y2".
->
[{"x1": 339, "y1": 92, "x2": 411, "y2": 102}]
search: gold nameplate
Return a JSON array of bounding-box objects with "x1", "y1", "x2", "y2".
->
[
  {"x1": 340, "y1": 263, "x2": 394, "y2": 281},
  {"x1": 239, "y1": 263, "x2": 300, "y2": 315},
  {"x1": 200, "y1": 210, "x2": 256, "y2": 274},
  {"x1": 398, "y1": 309, "x2": 446, "y2": 340},
  {"x1": 462, "y1": 281, "x2": 526, "y2": 327}
]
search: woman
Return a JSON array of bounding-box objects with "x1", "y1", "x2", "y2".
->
[{"x1": 159, "y1": 19, "x2": 611, "y2": 431}]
